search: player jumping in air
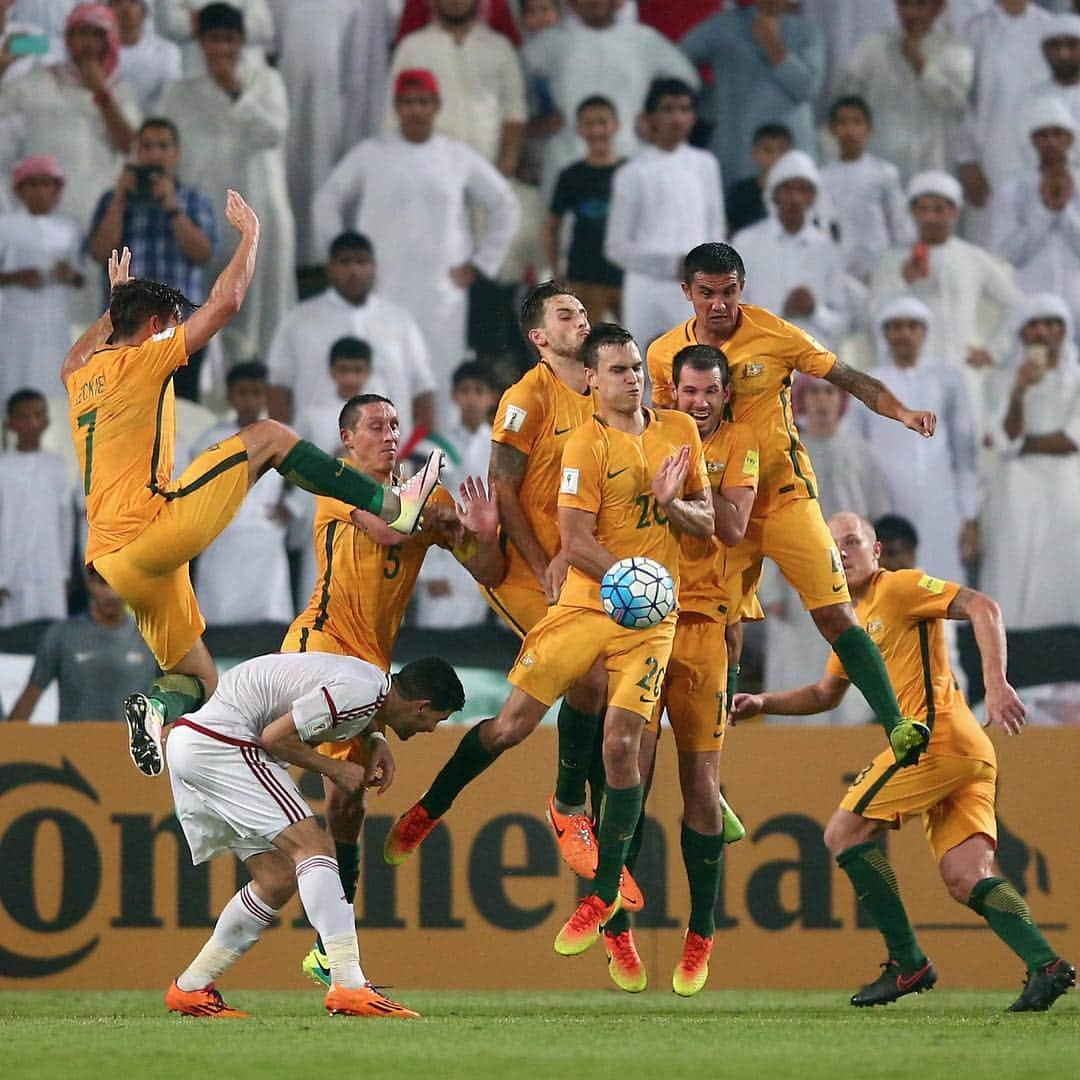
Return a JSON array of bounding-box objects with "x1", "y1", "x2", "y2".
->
[
  {"x1": 732, "y1": 513, "x2": 1075, "y2": 1012},
  {"x1": 163, "y1": 650, "x2": 464, "y2": 1018},
  {"x1": 63, "y1": 193, "x2": 442, "y2": 778},
  {"x1": 648, "y1": 242, "x2": 938, "y2": 769}
]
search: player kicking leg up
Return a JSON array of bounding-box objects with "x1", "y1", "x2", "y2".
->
[
  {"x1": 63, "y1": 197, "x2": 442, "y2": 778},
  {"x1": 164, "y1": 651, "x2": 465, "y2": 1017}
]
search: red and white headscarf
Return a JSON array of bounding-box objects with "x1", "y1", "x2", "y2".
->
[{"x1": 64, "y1": 3, "x2": 121, "y2": 78}]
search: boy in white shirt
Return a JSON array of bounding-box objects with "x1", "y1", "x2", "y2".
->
[{"x1": 294, "y1": 337, "x2": 372, "y2": 457}]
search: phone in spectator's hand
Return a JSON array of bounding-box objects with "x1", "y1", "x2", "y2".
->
[
  {"x1": 7, "y1": 33, "x2": 51, "y2": 57},
  {"x1": 127, "y1": 165, "x2": 164, "y2": 203}
]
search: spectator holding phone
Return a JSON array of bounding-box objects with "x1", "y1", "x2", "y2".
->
[
  {"x1": 0, "y1": 2, "x2": 49, "y2": 90},
  {"x1": 87, "y1": 115, "x2": 216, "y2": 399}
]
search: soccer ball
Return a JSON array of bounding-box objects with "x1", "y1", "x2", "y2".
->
[{"x1": 600, "y1": 557, "x2": 675, "y2": 629}]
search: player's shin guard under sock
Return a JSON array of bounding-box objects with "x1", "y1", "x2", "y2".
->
[
  {"x1": 837, "y1": 842, "x2": 925, "y2": 972},
  {"x1": 176, "y1": 883, "x2": 278, "y2": 990},
  {"x1": 831, "y1": 627, "x2": 903, "y2": 734},
  {"x1": 968, "y1": 877, "x2": 1057, "y2": 971},
  {"x1": 594, "y1": 784, "x2": 643, "y2": 905},
  {"x1": 150, "y1": 673, "x2": 206, "y2": 724},
  {"x1": 419, "y1": 722, "x2": 496, "y2": 818},
  {"x1": 554, "y1": 703, "x2": 601, "y2": 811},
  {"x1": 587, "y1": 719, "x2": 606, "y2": 821},
  {"x1": 335, "y1": 841, "x2": 360, "y2": 905},
  {"x1": 604, "y1": 812, "x2": 645, "y2": 936},
  {"x1": 296, "y1": 856, "x2": 365, "y2": 988},
  {"x1": 277, "y1": 439, "x2": 385, "y2": 516},
  {"x1": 682, "y1": 823, "x2": 724, "y2": 939}
]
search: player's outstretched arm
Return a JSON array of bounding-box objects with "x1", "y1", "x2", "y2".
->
[
  {"x1": 183, "y1": 190, "x2": 260, "y2": 356},
  {"x1": 260, "y1": 712, "x2": 369, "y2": 796},
  {"x1": 489, "y1": 442, "x2": 550, "y2": 586},
  {"x1": 946, "y1": 586, "x2": 1026, "y2": 735},
  {"x1": 730, "y1": 673, "x2": 849, "y2": 723},
  {"x1": 60, "y1": 247, "x2": 131, "y2": 385},
  {"x1": 453, "y1": 477, "x2": 507, "y2": 589},
  {"x1": 714, "y1": 484, "x2": 755, "y2": 547},
  {"x1": 825, "y1": 359, "x2": 937, "y2": 438}
]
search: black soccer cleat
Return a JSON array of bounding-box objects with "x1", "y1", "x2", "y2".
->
[
  {"x1": 851, "y1": 958, "x2": 938, "y2": 1007},
  {"x1": 1007, "y1": 958, "x2": 1076, "y2": 1013},
  {"x1": 124, "y1": 692, "x2": 165, "y2": 777}
]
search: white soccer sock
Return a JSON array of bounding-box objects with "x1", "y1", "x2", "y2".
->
[
  {"x1": 176, "y1": 883, "x2": 278, "y2": 991},
  {"x1": 296, "y1": 855, "x2": 365, "y2": 989}
]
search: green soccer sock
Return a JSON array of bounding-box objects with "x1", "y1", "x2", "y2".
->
[
  {"x1": 594, "y1": 784, "x2": 643, "y2": 906},
  {"x1": 277, "y1": 439, "x2": 385, "y2": 516},
  {"x1": 682, "y1": 823, "x2": 725, "y2": 939},
  {"x1": 604, "y1": 811, "x2": 646, "y2": 936},
  {"x1": 586, "y1": 719, "x2": 606, "y2": 822},
  {"x1": 831, "y1": 626, "x2": 903, "y2": 734},
  {"x1": 726, "y1": 663, "x2": 740, "y2": 711},
  {"x1": 335, "y1": 841, "x2": 360, "y2": 906},
  {"x1": 837, "y1": 841, "x2": 925, "y2": 972},
  {"x1": 554, "y1": 703, "x2": 601, "y2": 811},
  {"x1": 418, "y1": 722, "x2": 496, "y2": 819},
  {"x1": 968, "y1": 877, "x2": 1057, "y2": 971},
  {"x1": 150, "y1": 673, "x2": 206, "y2": 724}
]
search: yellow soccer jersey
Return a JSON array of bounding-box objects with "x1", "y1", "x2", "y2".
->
[
  {"x1": 826, "y1": 569, "x2": 995, "y2": 764},
  {"x1": 491, "y1": 360, "x2": 595, "y2": 592},
  {"x1": 286, "y1": 485, "x2": 456, "y2": 666},
  {"x1": 679, "y1": 421, "x2": 759, "y2": 620},
  {"x1": 557, "y1": 409, "x2": 708, "y2": 613},
  {"x1": 646, "y1": 306, "x2": 835, "y2": 514},
  {"x1": 67, "y1": 324, "x2": 190, "y2": 562}
]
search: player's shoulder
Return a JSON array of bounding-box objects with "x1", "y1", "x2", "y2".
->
[
  {"x1": 737, "y1": 304, "x2": 823, "y2": 350},
  {"x1": 314, "y1": 491, "x2": 354, "y2": 525},
  {"x1": 874, "y1": 567, "x2": 953, "y2": 605},
  {"x1": 564, "y1": 414, "x2": 606, "y2": 451},
  {"x1": 647, "y1": 318, "x2": 696, "y2": 361}
]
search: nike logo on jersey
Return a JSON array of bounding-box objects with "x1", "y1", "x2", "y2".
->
[
  {"x1": 607, "y1": 468, "x2": 629, "y2": 479},
  {"x1": 832, "y1": 584, "x2": 845, "y2": 592},
  {"x1": 554, "y1": 426, "x2": 571, "y2": 436}
]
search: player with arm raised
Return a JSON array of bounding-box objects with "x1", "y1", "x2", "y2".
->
[
  {"x1": 386, "y1": 324, "x2": 713, "y2": 954},
  {"x1": 63, "y1": 193, "x2": 443, "y2": 779},
  {"x1": 731, "y1": 512, "x2": 1074, "y2": 1013},
  {"x1": 163, "y1": 651, "x2": 464, "y2": 1019},
  {"x1": 647, "y1": 242, "x2": 938, "y2": 769},
  {"x1": 279, "y1": 391, "x2": 503, "y2": 987}
]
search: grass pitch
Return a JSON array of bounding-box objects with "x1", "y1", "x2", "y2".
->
[{"x1": 3, "y1": 990, "x2": 1078, "y2": 1080}]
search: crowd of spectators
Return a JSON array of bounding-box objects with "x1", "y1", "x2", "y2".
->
[{"x1": 2, "y1": 0, "x2": 1079, "y2": 722}]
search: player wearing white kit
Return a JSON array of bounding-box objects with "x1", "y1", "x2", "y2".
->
[{"x1": 164, "y1": 651, "x2": 465, "y2": 1019}]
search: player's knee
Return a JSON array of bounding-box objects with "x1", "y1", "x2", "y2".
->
[
  {"x1": 324, "y1": 787, "x2": 366, "y2": 841},
  {"x1": 567, "y1": 664, "x2": 608, "y2": 715},
  {"x1": 602, "y1": 727, "x2": 637, "y2": 772},
  {"x1": 823, "y1": 816, "x2": 858, "y2": 858},
  {"x1": 237, "y1": 418, "x2": 298, "y2": 466},
  {"x1": 811, "y1": 602, "x2": 856, "y2": 643},
  {"x1": 940, "y1": 863, "x2": 984, "y2": 905}
]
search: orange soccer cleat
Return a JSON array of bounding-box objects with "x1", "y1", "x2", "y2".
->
[
  {"x1": 672, "y1": 931, "x2": 714, "y2": 997},
  {"x1": 603, "y1": 929, "x2": 647, "y2": 993},
  {"x1": 554, "y1": 893, "x2": 621, "y2": 957},
  {"x1": 384, "y1": 803, "x2": 441, "y2": 865},
  {"x1": 165, "y1": 980, "x2": 249, "y2": 1018},
  {"x1": 325, "y1": 983, "x2": 420, "y2": 1018}
]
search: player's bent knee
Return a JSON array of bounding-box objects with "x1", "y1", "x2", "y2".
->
[
  {"x1": 273, "y1": 816, "x2": 335, "y2": 863},
  {"x1": 823, "y1": 811, "x2": 872, "y2": 857},
  {"x1": 236, "y1": 419, "x2": 298, "y2": 468},
  {"x1": 324, "y1": 787, "x2": 366, "y2": 840},
  {"x1": 811, "y1": 602, "x2": 857, "y2": 643}
]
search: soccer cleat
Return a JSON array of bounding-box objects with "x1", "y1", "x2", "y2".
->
[
  {"x1": 388, "y1": 449, "x2": 444, "y2": 535},
  {"x1": 672, "y1": 931, "x2": 714, "y2": 997},
  {"x1": 850, "y1": 958, "x2": 938, "y2": 1006},
  {"x1": 125, "y1": 692, "x2": 165, "y2": 777},
  {"x1": 384, "y1": 802, "x2": 441, "y2": 865},
  {"x1": 1007, "y1": 957, "x2": 1076, "y2": 1013},
  {"x1": 603, "y1": 929, "x2": 647, "y2": 992},
  {"x1": 302, "y1": 944, "x2": 332, "y2": 988},
  {"x1": 325, "y1": 983, "x2": 420, "y2": 1018},
  {"x1": 554, "y1": 893, "x2": 621, "y2": 957},
  {"x1": 719, "y1": 791, "x2": 746, "y2": 844},
  {"x1": 889, "y1": 718, "x2": 931, "y2": 767},
  {"x1": 617, "y1": 868, "x2": 644, "y2": 913},
  {"x1": 165, "y1": 980, "x2": 249, "y2": 1018}
]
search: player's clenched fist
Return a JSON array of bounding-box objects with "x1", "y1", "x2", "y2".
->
[
  {"x1": 225, "y1": 188, "x2": 260, "y2": 235},
  {"x1": 729, "y1": 692, "x2": 763, "y2": 725}
]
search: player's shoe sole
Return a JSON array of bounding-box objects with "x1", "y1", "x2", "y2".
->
[
  {"x1": 1008, "y1": 957, "x2": 1076, "y2": 1012},
  {"x1": 554, "y1": 893, "x2": 621, "y2": 957},
  {"x1": 389, "y1": 449, "x2": 444, "y2": 535},
  {"x1": 125, "y1": 692, "x2": 164, "y2": 777},
  {"x1": 603, "y1": 929, "x2": 647, "y2": 992},
  {"x1": 672, "y1": 931, "x2": 714, "y2": 997},
  {"x1": 325, "y1": 983, "x2": 419, "y2": 1018},
  {"x1": 851, "y1": 958, "x2": 937, "y2": 1006},
  {"x1": 302, "y1": 946, "x2": 332, "y2": 988},
  {"x1": 719, "y1": 792, "x2": 745, "y2": 844},
  {"x1": 165, "y1": 979, "x2": 249, "y2": 1018},
  {"x1": 384, "y1": 803, "x2": 441, "y2": 865}
]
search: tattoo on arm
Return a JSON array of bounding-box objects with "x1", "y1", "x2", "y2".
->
[
  {"x1": 488, "y1": 442, "x2": 528, "y2": 492},
  {"x1": 945, "y1": 586, "x2": 976, "y2": 622},
  {"x1": 824, "y1": 360, "x2": 883, "y2": 411}
]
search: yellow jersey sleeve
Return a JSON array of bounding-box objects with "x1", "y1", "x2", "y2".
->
[
  {"x1": 492, "y1": 377, "x2": 546, "y2": 456},
  {"x1": 558, "y1": 424, "x2": 604, "y2": 515},
  {"x1": 884, "y1": 569, "x2": 962, "y2": 623},
  {"x1": 788, "y1": 322, "x2": 837, "y2": 380},
  {"x1": 646, "y1": 320, "x2": 695, "y2": 409},
  {"x1": 138, "y1": 324, "x2": 189, "y2": 380},
  {"x1": 825, "y1": 651, "x2": 848, "y2": 680},
  {"x1": 724, "y1": 423, "x2": 760, "y2": 492}
]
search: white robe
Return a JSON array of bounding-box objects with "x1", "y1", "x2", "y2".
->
[
  {"x1": 116, "y1": 27, "x2": 182, "y2": 114},
  {"x1": 981, "y1": 353, "x2": 1080, "y2": 629},
  {"x1": 848, "y1": 359, "x2": 980, "y2": 584},
  {"x1": 604, "y1": 143, "x2": 725, "y2": 350},
  {"x1": 312, "y1": 133, "x2": 518, "y2": 422},
  {"x1": 0, "y1": 207, "x2": 80, "y2": 403},
  {"x1": 266, "y1": 288, "x2": 437, "y2": 445},
  {"x1": 156, "y1": 0, "x2": 275, "y2": 73},
  {"x1": 163, "y1": 61, "x2": 296, "y2": 362},
  {"x1": 0, "y1": 448, "x2": 73, "y2": 627},
  {"x1": 192, "y1": 419, "x2": 296, "y2": 625}
]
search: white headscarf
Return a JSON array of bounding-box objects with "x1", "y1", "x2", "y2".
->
[
  {"x1": 1026, "y1": 95, "x2": 1076, "y2": 137},
  {"x1": 907, "y1": 169, "x2": 964, "y2": 209},
  {"x1": 875, "y1": 296, "x2": 932, "y2": 364},
  {"x1": 1008, "y1": 292, "x2": 1077, "y2": 369},
  {"x1": 764, "y1": 148, "x2": 837, "y2": 235},
  {"x1": 1042, "y1": 13, "x2": 1080, "y2": 43}
]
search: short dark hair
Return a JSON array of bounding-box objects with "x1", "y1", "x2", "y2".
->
[
  {"x1": 198, "y1": 2, "x2": 245, "y2": 35},
  {"x1": 752, "y1": 122, "x2": 794, "y2": 144},
  {"x1": 339, "y1": 392, "x2": 393, "y2": 433},
  {"x1": 329, "y1": 231, "x2": 374, "y2": 260},
  {"x1": 138, "y1": 116, "x2": 180, "y2": 145},
  {"x1": 519, "y1": 280, "x2": 581, "y2": 357},
  {"x1": 576, "y1": 94, "x2": 617, "y2": 119},
  {"x1": 6, "y1": 388, "x2": 45, "y2": 415},
  {"x1": 329, "y1": 337, "x2": 372, "y2": 366},
  {"x1": 452, "y1": 360, "x2": 495, "y2": 390},
  {"x1": 394, "y1": 657, "x2": 466, "y2": 713},
  {"x1": 874, "y1": 514, "x2": 919, "y2": 551},
  {"x1": 108, "y1": 279, "x2": 195, "y2": 339},
  {"x1": 828, "y1": 94, "x2": 872, "y2": 126},
  {"x1": 644, "y1": 77, "x2": 695, "y2": 115},
  {"x1": 682, "y1": 242, "x2": 746, "y2": 285},
  {"x1": 226, "y1": 361, "x2": 267, "y2": 386},
  {"x1": 581, "y1": 322, "x2": 635, "y2": 370},
  {"x1": 672, "y1": 344, "x2": 730, "y2": 389}
]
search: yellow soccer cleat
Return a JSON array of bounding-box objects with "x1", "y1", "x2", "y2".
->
[
  {"x1": 301, "y1": 944, "x2": 331, "y2": 988},
  {"x1": 165, "y1": 980, "x2": 249, "y2": 1018},
  {"x1": 384, "y1": 802, "x2": 441, "y2": 865},
  {"x1": 603, "y1": 929, "x2": 647, "y2": 992},
  {"x1": 325, "y1": 983, "x2": 420, "y2": 1018},
  {"x1": 719, "y1": 791, "x2": 745, "y2": 844},
  {"x1": 554, "y1": 893, "x2": 621, "y2": 957},
  {"x1": 672, "y1": 931, "x2": 714, "y2": 997}
]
